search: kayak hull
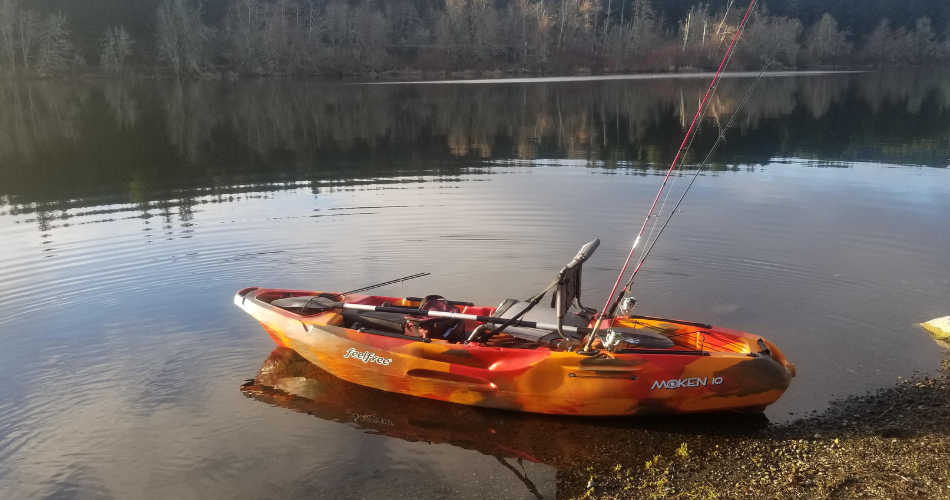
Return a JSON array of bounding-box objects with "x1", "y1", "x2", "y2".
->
[{"x1": 236, "y1": 287, "x2": 795, "y2": 416}]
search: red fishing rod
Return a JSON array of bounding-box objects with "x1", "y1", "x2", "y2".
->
[{"x1": 581, "y1": 0, "x2": 760, "y2": 353}]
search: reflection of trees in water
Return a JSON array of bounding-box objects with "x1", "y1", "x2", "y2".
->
[
  {"x1": 188, "y1": 77, "x2": 818, "y2": 166},
  {"x1": 163, "y1": 81, "x2": 216, "y2": 163},
  {"x1": 187, "y1": 74, "x2": 947, "y2": 167},
  {"x1": 1, "y1": 73, "x2": 949, "y2": 221},
  {"x1": 859, "y1": 69, "x2": 950, "y2": 114},
  {"x1": 0, "y1": 81, "x2": 88, "y2": 162},
  {"x1": 103, "y1": 81, "x2": 139, "y2": 129},
  {"x1": 797, "y1": 75, "x2": 852, "y2": 119}
]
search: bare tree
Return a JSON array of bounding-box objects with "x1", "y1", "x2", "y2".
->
[
  {"x1": 627, "y1": 0, "x2": 659, "y2": 56},
  {"x1": 739, "y1": 8, "x2": 802, "y2": 69},
  {"x1": 70, "y1": 51, "x2": 85, "y2": 74},
  {"x1": 385, "y1": 0, "x2": 427, "y2": 47},
  {"x1": 156, "y1": 0, "x2": 212, "y2": 76},
  {"x1": 322, "y1": 0, "x2": 357, "y2": 67},
  {"x1": 436, "y1": 0, "x2": 470, "y2": 60},
  {"x1": 35, "y1": 12, "x2": 71, "y2": 75},
  {"x1": 862, "y1": 18, "x2": 940, "y2": 65},
  {"x1": 507, "y1": 0, "x2": 553, "y2": 66},
  {"x1": 607, "y1": 0, "x2": 660, "y2": 63},
  {"x1": 863, "y1": 19, "x2": 896, "y2": 64},
  {"x1": 224, "y1": 0, "x2": 268, "y2": 73},
  {"x1": 320, "y1": 0, "x2": 390, "y2": 71},
  {"x1": 909, "y1": 17, "x2": 941, "y2": 64},
  {"x1": 600, "y1": 0, "x2": 613, "y2": 53},
  {"x1": 470, "y1": 0, "x2": 501, "y2": 59},
  {"x1": 0, "y1": 0, "x2": 16, "y2": 75},
  {"x1": 100, "y1": 25, "x2": 133, "y2": 75},
  {"x1": 17, "y1": 9, "x2": 40, "y2": 72},
  {"x1": 556, "y1": 0, "x2": 595, "y2": 53},
  {"x1": 714, "y1": 0, "x2": 736, "y2": 43},
  {"x1": 681, "y1": 7, "x2": 692, "y2": 50},
  {"x1": 804, "y1": 13, "x2": 851, "y2": 65},
  {"x1": 352, "y1": 1, "x2": 390, "y2": 69},
  {"x1": 435, "y1": 0, "x2": 502, "y2": 61},
  {"x1": 680, "y1": 3, "x2": 711, "y2": 51},
  {"x1": 260, "y1": 0, "x2": 293, "y2": 73}
]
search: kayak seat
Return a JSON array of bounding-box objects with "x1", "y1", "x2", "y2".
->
[
  {"x1": 492, "y1": 299, "x2": 589, "y2": 344},
  {"x1": 340, "y1": 309, "x2": 406, "y2": 333}
]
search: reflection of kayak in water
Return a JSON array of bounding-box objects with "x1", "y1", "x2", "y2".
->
[
  {"x1": 243, "y1": 347, "x2": 576, "y2": 465},
  {"x1": 241, "y1": 347, "x2": 771, "y2": 473},
  {"x1": 235, "y1": 242, "x2": 795, "y2": 416},
  {"x1": 244, "y1": 347, "x2": 562, "y2": 497}
]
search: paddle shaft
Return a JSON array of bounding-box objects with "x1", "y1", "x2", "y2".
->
[{"x1": 331, "y1": 302, "x2": 587, "y2": 334}]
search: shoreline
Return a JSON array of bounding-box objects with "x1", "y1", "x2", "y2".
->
[
  {"x1": 573, "y1": 353, "x2": 950, "y2": 499},
  {"x1": 4, "y1": 66, "x2": 945, "y2": 85},
  {"x1": 361, "y1": 70, "x2": 865, "y2": 86}
]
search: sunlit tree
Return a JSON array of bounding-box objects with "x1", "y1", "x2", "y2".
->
[
  {"x1": 100, "y1": 26, "x2": 133, "y2": 75},
  {"x1": 34, "y1": 12, "x2": 71, "y2": 75},
  {"x1": 804, "y1": 13, "x2": 851, "y2": 65},
  {"x1": 0, "y1": 0, "x2": 16, "y2": 75},
  {"x1": 156, "y1": 0, "x2": 212, "y2": 76}
]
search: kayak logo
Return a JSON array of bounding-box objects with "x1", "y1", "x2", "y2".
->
[
  {"x1": 651, "y1": 377, "x2": 723, "y2": 390},
  {"x1": 344, "y1": 347, "x2": 393, "y2": 366}
]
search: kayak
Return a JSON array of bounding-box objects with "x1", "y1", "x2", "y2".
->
[{"x1": 234, "y1": 279, "x2": 795, "y2": 416}]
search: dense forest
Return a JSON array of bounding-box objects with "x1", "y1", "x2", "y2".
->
[{"x1": 0, "y1": 0, "x2": 948, "y2": 77}]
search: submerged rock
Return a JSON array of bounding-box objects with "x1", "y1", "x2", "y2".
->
[{"x1": 921, "y1": 316, "x2": 950, "y2": 347}]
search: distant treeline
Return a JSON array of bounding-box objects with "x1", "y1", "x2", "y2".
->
[{"x1": 1, "y1": 0, "x2": 949, "y2": 77}]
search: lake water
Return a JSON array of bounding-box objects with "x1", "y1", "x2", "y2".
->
[{"x1": 1, "y1": 71, "x2": 948, "y2": 499}]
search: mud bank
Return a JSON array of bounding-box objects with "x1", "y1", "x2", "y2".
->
[{"x1": 571, "y1": 355, "x2": 950, "y2": 499}]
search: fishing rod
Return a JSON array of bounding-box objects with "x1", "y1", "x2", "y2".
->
[
  {"x1": 624, "y1": 27, "x2": 795, "y2": 294},
  {"x1": 342, "y1": 272, "x2": 430, "y2": 295},
  {"x1": 581, "y1": 0, "x2": 761, "y2": 354},
  {"x1": 299, "y1": 272, "x2": 431, "y2": 312}
]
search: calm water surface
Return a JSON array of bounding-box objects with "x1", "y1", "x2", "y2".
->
[{"x1": 1, "y1": 71, "x2": 949, "y2": 498}]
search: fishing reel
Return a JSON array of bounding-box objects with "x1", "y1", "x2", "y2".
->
[
  {"x1": 619, "y1": 296, "x2": 637, "y2": 316},
  {"x1": 603, "y1": 328, "x2": 642, "y2": 352}
]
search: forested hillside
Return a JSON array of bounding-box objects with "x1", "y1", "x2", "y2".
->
[{"x1": 1, "y1": 0, "x2": 948, "y2": 77}]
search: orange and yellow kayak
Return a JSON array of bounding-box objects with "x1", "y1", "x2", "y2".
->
[{"x1": 235, "y1": 287, "x2": 795, "y2": 416}]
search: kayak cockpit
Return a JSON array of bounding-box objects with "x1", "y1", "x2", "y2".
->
[
  {"x1": 236, "y1": 235, "x2": 770, "y2": 359},
  {"x1": 248, "y1": 289, "x2": 757, "y2": 356}
]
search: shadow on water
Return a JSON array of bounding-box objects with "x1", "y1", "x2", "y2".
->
[{"x1": 242, "y1": 347, "x2": 770, "y2": 499}]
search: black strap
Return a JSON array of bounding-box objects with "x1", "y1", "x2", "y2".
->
[{"x1": 477, "y1": 272, "x2": 563, "y2": 341}]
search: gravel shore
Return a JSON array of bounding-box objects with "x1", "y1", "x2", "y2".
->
[{"x1": 571, "y1": 354, "x2": 950, "y2": 499}]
